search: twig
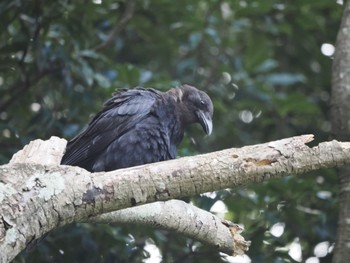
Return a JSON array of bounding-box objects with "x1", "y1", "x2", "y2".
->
[
  {"x1": 0, "y1": 70, "x2": 48, "y2": 113},
  {"x1": 94, "y1": 0, "x2": 136, "y2": 52}
]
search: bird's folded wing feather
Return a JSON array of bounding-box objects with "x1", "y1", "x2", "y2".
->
[{"x1": 61, "y1": 88, "x2": 161, "y2": 166}]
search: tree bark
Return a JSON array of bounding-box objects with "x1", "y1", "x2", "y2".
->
[
  {"x1": 88, "y1": 199, "x2": 249, "y2": 256},
  {"x1": 331, "y1": 1, "x2": 350, "y2": 263},
  {"x1": 1, "y1": 135, "x2": 350, "y2": 262}
]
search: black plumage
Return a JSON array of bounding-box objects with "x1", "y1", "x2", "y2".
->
[{"x1": 61, "y1": 84, "x2": 213, "y2": 172}]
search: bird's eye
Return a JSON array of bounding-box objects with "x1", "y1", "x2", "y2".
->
[{"x1": 200, "y1": 100, "x2": 205, "y2": 105}]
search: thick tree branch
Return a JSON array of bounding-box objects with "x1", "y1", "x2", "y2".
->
[
  {"x1": 9, "y1": 136, "x2": 247, "y2": 255},
  {"x1": 331, "y1": 1, "x2": 350, "y2": 262},
  {"x1": 89, "y1": 199, "x2": 249, "y2": 256},
  {"x1": 1, "y1": 134, "x2": 350, "y2": 262}
]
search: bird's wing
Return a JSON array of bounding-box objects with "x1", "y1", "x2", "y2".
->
[{"x1": 61, "y1": 88, "x2": 161, "y2": 169}]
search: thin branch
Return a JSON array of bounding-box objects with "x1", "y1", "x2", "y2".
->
[
  {"x1": 94, "y1": 0, "x2": 136, "y2": 52},
  {"x1": 0, "y1": 60, "x2": 62, "y2": 113},
  {"x1": 0, "y1": 70, "x2": 48, "y2": 113}
]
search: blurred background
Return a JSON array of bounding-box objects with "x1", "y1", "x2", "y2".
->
[{"x1": 0, "y1": 0, "x2": 343, "y2": 262}]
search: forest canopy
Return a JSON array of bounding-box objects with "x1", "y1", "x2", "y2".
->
[{"x1": 0, "y1": 0, "x2": 343, "y2": 262}]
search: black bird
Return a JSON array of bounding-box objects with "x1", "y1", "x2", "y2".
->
[{"x1": 61, "y1": 84, "x2": 213, "y2": 172}]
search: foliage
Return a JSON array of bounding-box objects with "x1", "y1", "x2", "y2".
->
[{"x1": 0, "y1": 0, "x2": 342, "y2": 262}]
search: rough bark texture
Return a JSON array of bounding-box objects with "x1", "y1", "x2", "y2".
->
[
  {"x1": 1, "y1": 135, "x2": 350, "y2": 262},
  {"x1": 331, "y1": 2, "x2": 350, "y2": 262},
  {"x1": 89, "y1": 199, "x2": 249, "y2": 256}
]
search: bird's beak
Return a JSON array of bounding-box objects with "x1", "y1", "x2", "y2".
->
[{"x1": 197, "y1": 110, "x2": 213, "y2": 135}]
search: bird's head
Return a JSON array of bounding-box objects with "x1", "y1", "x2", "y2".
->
[{"x1": 175, "y1": 84, "x2": 214, "y2": 135}]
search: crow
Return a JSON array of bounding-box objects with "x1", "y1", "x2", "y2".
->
[{"x1": 61, "y1": 84, "x2": 213, "y2": 172}]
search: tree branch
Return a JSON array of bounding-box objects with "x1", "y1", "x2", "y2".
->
[
  {"x1": 0, "y1": 70, "x2": 49, "y2": 113},
  {"x1": 88, "y1": 199, "x2": 249, "y2": 256},
  {"x1": 1, "y1": 134, "x2": 350, "y2": 262},
  {"x1": 331, "y1": 1, "x2": 350, "y2": 262},
  {"x1": 94, "y1": 0, "x2": 136, "y2": 52},
  {"x1": 9, "y1": 137, "x2": 249, "y2": 256}
]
